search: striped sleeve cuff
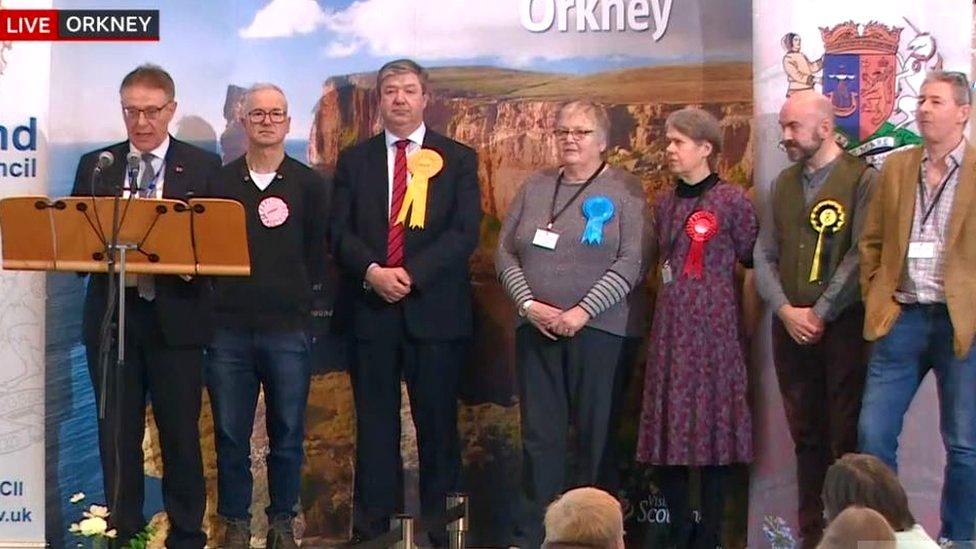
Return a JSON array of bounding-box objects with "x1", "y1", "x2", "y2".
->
[
  {"x1": 499, "y1": 266, "x2": 534, "y2": 306},
  {"x1": 578, "y1": 270, "x2": 632, "y2": 318}
]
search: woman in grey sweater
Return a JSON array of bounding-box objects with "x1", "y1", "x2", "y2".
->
[{"x1": 495, "y1": 100, "x2": 651, "y2": 548}]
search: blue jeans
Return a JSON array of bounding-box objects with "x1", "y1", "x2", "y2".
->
[
  {"x1": 858, "y1": 304, "x2": 976, "y2": 543},
  {"x1": 206, "y1": 327, "x2": 312, "y2": 520}
]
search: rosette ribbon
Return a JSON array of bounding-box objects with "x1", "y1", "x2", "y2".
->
[
  {"x1": 808, "y1": 199, "x2": 846, "y2": 282},
  {"x1": 396, "y1": 148, "x2": 444, "y2": 229},
  {"x1": 580, "y1": 196, "x2": 615, "y2": 245},
  {"x1": 682, "y1": 210, "x2": 719, "y2": 279}
]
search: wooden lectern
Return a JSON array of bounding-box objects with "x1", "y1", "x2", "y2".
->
[
  {"x1": 0, "y1": 195, "x2": 250, "y2": 276},
  {"x1": 0, "y1": 194, "x2": 250, "y2": 419}
]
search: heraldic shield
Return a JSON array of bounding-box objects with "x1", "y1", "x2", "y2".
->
[{"x1": 820, "y1": 21, "x2": 902, "y2": 142}]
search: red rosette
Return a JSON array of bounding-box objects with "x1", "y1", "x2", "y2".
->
[{"x1": 682, "y1": 210, "x2": 719, "y2": 279}]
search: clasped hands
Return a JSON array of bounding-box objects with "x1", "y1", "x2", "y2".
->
[
  {"x1": 366, "y1": 265, "x2": 413, "y2": 303},
  {"x1": 526, "y1": 301, "x2": 590, "y2": 340},
  {"x1": 777, "y1": 304, "x2": 824, "y2": 345}
]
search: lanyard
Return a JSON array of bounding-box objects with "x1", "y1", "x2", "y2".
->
[
  {"x1": 129, "y1": 158, "x2": 164, "y2": 197},
  {"x1": 547, "y1": 162, "x2": 606, "y2": 229},
  {"x1": 917, "y1": 161, "x2": 958, "y2": 233},
  {"x1": 143, "y1": 160, "x2": 164, "y2": 194}
]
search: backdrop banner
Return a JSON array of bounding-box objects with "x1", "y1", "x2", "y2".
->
[
  {"x1": 0, "y1": 0, "x2": 51, "y2": 546},
  {"x1": 42, "y1": 0, "x2": 753, "y2": 546},
  {"x1": 750, "y1": 1, "x2": 973, "y2": 545}
]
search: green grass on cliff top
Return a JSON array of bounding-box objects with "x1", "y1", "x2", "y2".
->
[{"x1": 344, "y1": 63, "x2": 752, "y2": 104}]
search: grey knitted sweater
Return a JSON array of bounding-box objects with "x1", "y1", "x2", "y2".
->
[{"x1": 495, "y1": 165, "x2": 651, "y2": 337}]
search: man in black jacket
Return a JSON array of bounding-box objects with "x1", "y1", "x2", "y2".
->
[
  {"x1": 205, "y1": 83, "x2": 327, "y2": 549},
  {"x1": 71, "y1": 64, "x2": 219, "y2": 549},
  {"x1": 331, "y1": 59, "x2": 481, "y2": 545}
]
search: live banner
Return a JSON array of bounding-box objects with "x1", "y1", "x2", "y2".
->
[
  {"x1": 750, "y1": 1, "x2": 972, "y2": 545},
  {"x1": 0, "y1": 0, "x2": 51, "y2": 546}
]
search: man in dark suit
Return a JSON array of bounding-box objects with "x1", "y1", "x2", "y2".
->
[
  {"x1": 331, "y1": 59, "x2": 481, "y2": 545},
  {"x1": 71, "y1": 64, "x2": 220, "y2": 549}
]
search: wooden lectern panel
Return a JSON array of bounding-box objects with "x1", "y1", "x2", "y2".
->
[
  {"x1": 1, "y1": 196, "x2": 249, "y2": 277},
  {"x1": 53, "y1": 197, "x2": 196, "y2": 275},
  {"x1": 0, "y1": 196, "x2": 56, "y2": 270},
  {"x1": 188, "y1": 199, "x2": 250, "y2": 276}
]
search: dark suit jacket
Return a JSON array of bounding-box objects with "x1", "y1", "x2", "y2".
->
[
  {"x1": 331, "y1": 130, "x2": 481, "y2": 340},
  {"x1": 71, "y1": 137, "x2": 221, "y2": 347}
]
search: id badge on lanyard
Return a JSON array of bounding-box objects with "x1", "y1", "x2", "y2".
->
[{"x1": 532, "y1": 227, "x2": 559, "y2": 250}]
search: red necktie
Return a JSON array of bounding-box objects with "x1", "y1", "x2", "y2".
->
[{"x1": 387, "y1": 139, "x2": 410, "y2": 266}]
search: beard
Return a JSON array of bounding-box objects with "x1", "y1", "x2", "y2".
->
[{"x1": 782, "y1": 133, "x2": 824, "y2": 163}]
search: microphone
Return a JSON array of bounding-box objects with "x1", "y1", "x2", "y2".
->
[
  {"x1": 90, "y1": 151, "x2": 114, "y2": 196},
  {"x1": 94, "y1": 151, "x2": 114, "y2": 173},
  {"x1": 126, "y1": 152, "x2": 141, "y2": 193}
]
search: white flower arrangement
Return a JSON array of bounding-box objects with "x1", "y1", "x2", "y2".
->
[{"x1": 67, "y1": 493, "x2": 154, "y2": 549}]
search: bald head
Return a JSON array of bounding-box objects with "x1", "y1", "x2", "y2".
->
[
  {"x1": 779, "y1": 90, "x2": 840, "y2": 165},
  {"x1": 781, "y1": 90, "x2": 834, "y2": 130},
  {"x1": 817, "y1": 506, "x2": 896, "y2": 549}
]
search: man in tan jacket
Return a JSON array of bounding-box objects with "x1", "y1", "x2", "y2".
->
[{"x1": 858, "y1": 71, "x2": 976, "y2": 545}]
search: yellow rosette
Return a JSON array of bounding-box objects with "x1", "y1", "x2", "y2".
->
[
  {"x1": 808, "y1": 199, "x2": 846, "y2": 282},
  {"x1": 396, "y1": 148, "x2": 444, "y2": 229}
]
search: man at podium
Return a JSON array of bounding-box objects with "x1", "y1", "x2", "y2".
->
[{"x1": 70, "y1": 64, "x2": 220, "y2": 549}]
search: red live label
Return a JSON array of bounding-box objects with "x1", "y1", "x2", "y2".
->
[
  {"x1": 0, "y1": 10, "x2": 58, "y2": 41},
  {"x1": 0, "y1": 10, "x2": 158, "y2": 41}
]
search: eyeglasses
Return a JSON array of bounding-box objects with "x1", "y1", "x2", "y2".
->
[
  {"x1": 122, "y1": 102, "x2": 172, "y2": 121},
  {"x1": 554, "y1": 128, "x2": 595, "y2": 139},
  {"x1": 247, "y1": 109, "x2": 288, "y2": 124}
]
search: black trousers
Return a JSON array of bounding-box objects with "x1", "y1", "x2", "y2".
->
[
  {"x1": 85, "y1": 292, "x2": 206, "y2": 549},
  {"x1": 349, "y1": 316, "x2": 465, "y2": 544},
  {"x1": 771, "y1": 304, "x2": 868, "y2": 548},
  {"x1": 657, "y1": 465, "x2": 728, "y2": 549},
  {"x1": 515, "y1": 325, "x2": 636, "y2": 548}
]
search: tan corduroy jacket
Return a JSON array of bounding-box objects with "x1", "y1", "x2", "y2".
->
[{"x1": 859, "y1": 142, "x2": 976, "y2": 357}]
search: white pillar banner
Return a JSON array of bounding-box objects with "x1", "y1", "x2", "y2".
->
[
  {"x1": 0, "y1": 0, "x2": 50, "y2": 546},
  {"x1": 751, "y1": 0, "x2": 972, "y2": 545}
]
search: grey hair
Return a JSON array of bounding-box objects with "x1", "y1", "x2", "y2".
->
[
  {"x1": 666, "y1": 107, "x2": 723, "y2": 170},
  {"x1": 557, "y1": 100, "x2": 611, "y2": 143},
  {"x1": 922, "y1": 70, "x2": 973, "y2": 106},
  {"x1": 241, "y1": 82, "x2": 288, "y2": 112}
]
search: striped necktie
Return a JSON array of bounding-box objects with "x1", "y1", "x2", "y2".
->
[{"x1": 387, "y1": 139, "x2": 410, "y2": 266}]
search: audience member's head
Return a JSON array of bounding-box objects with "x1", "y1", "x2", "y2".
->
[
  {"x1": 822, "y1": 453, "x2": 915, "y2": 531},
  {"x1": 542, "y1": 487, "x2": 625, "y2": 549},
  {"x1": 817, "y1": 506, "x2": 896, "y2": 549}
]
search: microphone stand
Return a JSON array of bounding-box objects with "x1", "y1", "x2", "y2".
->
[
  {"x1": 95, "y1": 165, "x2": 138, "y2": 418},
  {"x1": 96, "y1": 162, "x2": 139, "y2": 516}
]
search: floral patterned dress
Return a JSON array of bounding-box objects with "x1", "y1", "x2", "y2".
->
[{"x1": 636, "y1": 176, "x2": 758, "y2": 465}]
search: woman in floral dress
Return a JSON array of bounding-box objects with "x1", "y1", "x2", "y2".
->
[{"x1": 637, "y1": 107, "x2": 758, "y2": 548}]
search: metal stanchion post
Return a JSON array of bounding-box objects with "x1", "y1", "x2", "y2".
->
[
  {"x1": 447, "y1": 493, "x2": 468, "y2": 549},
  {"x1": 393, "y1": 514, "x2": 415, "y2": 549}
]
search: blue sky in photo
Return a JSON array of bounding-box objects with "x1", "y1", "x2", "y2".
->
[{"x1": 49, "y1": 0, "x2": 751, "y2": 143}]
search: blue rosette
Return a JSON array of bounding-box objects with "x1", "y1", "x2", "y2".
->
[{"x1": 580, "y1": 195, "x2": 614, "y2": 245}]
